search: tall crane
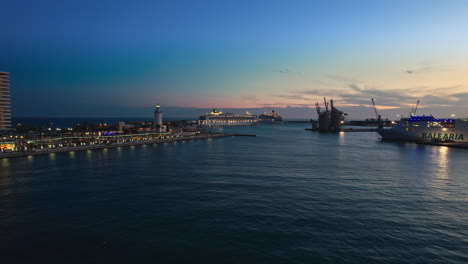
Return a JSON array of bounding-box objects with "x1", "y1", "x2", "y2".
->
[
  {"x1": 371, "y1": 98, "x2": 380, "y2": 121},
  {"x1": 371, "y1": 98, "x2": 383, "y2": 128},
  {"x1": 411, "y1": 100, "x2": 420, "y2": 116}
]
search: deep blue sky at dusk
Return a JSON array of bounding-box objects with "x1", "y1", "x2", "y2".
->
[{"x1": 2, "y1": 0, "x2": 468, "y2": 118}]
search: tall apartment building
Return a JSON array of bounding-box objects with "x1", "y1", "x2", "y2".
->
[{"x1": 0, "y1": 72, "x2": 11, "y2": 130}]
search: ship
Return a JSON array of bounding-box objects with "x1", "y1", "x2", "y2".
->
[
  {"x1": 258, "y1": 110, "x2": 283, "y2": 124},
  {"x1": 310, "y1": 98, "x2": 347, "y2": 132},
  {"x1": 377, "y1": 115, "x2": 468, "y2": 143},
  {"x1": 198, "y1": 109, "x2": 259, "y2": 126}
]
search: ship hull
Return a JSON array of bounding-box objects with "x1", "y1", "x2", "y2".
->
[
  {"x1": 199, "y1": 120, "x2": 259, "y2": 126},
  {"x1": 259, "y1": 119, "x2": 283, "y2": 124}
]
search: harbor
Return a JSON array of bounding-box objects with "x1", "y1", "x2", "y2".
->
[
  {"x1": 3, "y1": 1, "x2": 468, "y2": 263},
  {"x1": 1, "y1": 105, "x2": 259, "y2": 159},
  {"x1": 0, "y1": 132, "x2": 246, "y2": 159}
]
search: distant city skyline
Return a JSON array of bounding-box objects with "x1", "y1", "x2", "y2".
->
[{"x1": 2, "y1": 0, "x2": 468, "y2": 119}]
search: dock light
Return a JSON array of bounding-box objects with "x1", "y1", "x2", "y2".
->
[{"x1": 451, "y1": 114, "x2": 455, "y2": 117}]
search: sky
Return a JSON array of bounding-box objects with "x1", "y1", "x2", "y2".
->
[{"x1": 2, "y1": 0, "x2": 468, "y2": 119}]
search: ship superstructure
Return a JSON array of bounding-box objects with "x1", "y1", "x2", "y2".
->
[
  {"x1": 198, "y1": 109, "x2": 259, "y2": 126},
  {"x1": 259, "y1": 110, "x2": 283, "y2": 124}
]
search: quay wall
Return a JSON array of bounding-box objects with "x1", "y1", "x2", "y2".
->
[{"x1": 0, "y1": 133, "x2": 231, "y2": 159}]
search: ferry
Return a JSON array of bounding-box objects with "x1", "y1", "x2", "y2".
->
[
  {"x1": 198, "y1": 109, "x2": 259, "y2": 126},
  {"x1": 259, "y1": 110, "x2": 283, "y2": 124},
  {"x1": 377, "y1": 115, "x2": 468, "y2": 144}
]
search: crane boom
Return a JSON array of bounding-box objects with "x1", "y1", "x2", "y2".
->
[
  {"x1": 414, "y1": 100, "x2": 420, "y2": 115},
  {"x1": 315, "y1": 102, "x2": 321, "y2": 115},
  {"x1": 371, "y1": 98, "x2": 379, "y2": 120},
  {"x1": 324, "y1": 97, "x2": 329, "y2": 112}
]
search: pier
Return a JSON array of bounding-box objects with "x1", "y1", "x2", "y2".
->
[{"x1": 0, "y1": 132, "x2": 255, "y2": 159}]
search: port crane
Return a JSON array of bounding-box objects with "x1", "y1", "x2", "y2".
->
[
  {"x1": 410, "y1": 100, "x2": 420, "y2": 116},
  {"x1": 371, "y1": 98, "x2": 383, "y2": 128}
]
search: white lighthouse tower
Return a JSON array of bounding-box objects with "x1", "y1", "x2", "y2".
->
[{"x1": 154, "y1": 104, "x2": 163, "y2": 132}]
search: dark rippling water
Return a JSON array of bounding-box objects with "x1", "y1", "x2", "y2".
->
[{"x1": 1, "y1": 123, "x2": 468, "y2": 263}]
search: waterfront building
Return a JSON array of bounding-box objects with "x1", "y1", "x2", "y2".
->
[
  {"x1": 117, "y1": 121, "x2": 125, "y2": 132},
  {"x1": 0, "y1": 72, "x2": 11, "y2": 131}
]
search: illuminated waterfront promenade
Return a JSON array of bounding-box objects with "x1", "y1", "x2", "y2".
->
[{"x1": 0, "y1": 132, "x2": 232, "y2": 158}]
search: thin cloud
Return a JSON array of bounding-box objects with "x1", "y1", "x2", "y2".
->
[
  {"x1": 327, "y1": 74, "x2": 360, "y2": 84},
  {"x1": 273, "y1": 94, "x2": 308, "y2": 100},
  {"x1": 241, "y1": 95, "x2": 259, "y2": 101}
]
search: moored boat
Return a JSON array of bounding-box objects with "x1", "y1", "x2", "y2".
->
[
  {"x1": 259, "y1": 110, "x2": 283, "y2": 124},
  {"x1": 198, "y1": 109, "x2": 259, "y2": 126},
  {"x1": 377, "y1": 115, "x2": 468, "y2": 143}
]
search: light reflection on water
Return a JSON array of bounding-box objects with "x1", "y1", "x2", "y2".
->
[
  {"x1": 1, "y1": 124, "x2": 468, "y2": 263},
  {"x1": 430, "y1": 146, "x2": 451, "y2": 199},
  {"x1": 338, "y1": 131, "x2": 345, "y2": 145},
  {"x1": 86, "y1": 150, "x2": 92, "y2": 160},
  {"x1": 435, "y1": 146, "x2": 449, "y2": 178},
  {"x1": 116, "y1": 147, "x2": 122, "y2": 158},
  {"x1": 1, "y1": 158, "x2": 9, "y2": 168}
]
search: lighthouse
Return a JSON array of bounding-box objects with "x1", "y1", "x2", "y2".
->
[{"x1": 154, "y1": 104, "x2": 163, "y2": 132}]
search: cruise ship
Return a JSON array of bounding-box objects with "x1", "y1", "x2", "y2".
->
[
  {"x1": 259, "y1": 110, "x2": 283, "y2": 124},
  {"x1": 198, "y1": 109, "x2": 259, "y2": 126},
  {"x1": 377, "y1": 115, "x2": 468, "y2": 143}
]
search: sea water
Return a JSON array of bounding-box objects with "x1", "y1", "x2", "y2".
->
[{"x1": 1, "y1": 123, "x2": 467, "y2": 263}]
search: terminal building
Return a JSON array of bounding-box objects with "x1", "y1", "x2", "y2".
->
[{"x1": 0, "y1": 72, "x2": 11, "y2": 131}]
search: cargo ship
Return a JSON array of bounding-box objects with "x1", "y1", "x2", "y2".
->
[
  {"x1": 198, "y1": 109, "x2": 259, "y2": 126},
  {"x1": 258, "y1": 110, "x2": 283, "y2": 124},
  {"x1": 377, "y1": 115, "x2": 468, "y2": 143}
]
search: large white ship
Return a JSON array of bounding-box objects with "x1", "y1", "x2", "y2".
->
[
  {"x1": 377, "y1": 115, "x2": 468, "y2": 143},
  {"x1": 198, "y1": 109, "x2": 259, "y2": 126}
]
